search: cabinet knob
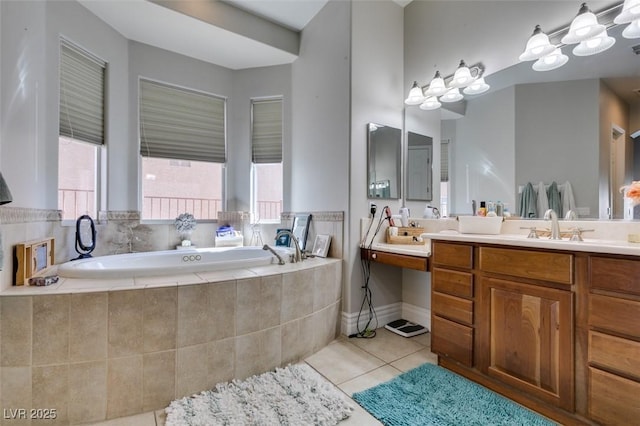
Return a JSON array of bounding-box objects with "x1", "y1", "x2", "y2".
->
[{"x1": 371, "y1": 253, "x2": 377, "y2": 259}]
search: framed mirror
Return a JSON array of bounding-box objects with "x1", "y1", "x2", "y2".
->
[
  {"x1": 406, "y1": 132, "x2": 433, "y2": 201},
  {"x1": 367, "y1": 123, "x2": 401, "y2": 199},
  {"x1": 291, "y1": 214, "x2": 312, "y2": 251}
]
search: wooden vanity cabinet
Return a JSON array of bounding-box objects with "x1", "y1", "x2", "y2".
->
[
  {"x1": 431, "y1": 241, "x2": 576, "y2": 421},
  {"x1": 588, "y1": 256, "x2": 640, "y2": 425}
]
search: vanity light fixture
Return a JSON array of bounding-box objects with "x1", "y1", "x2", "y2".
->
[
  {"x1": 572, "y1": 29, "x2": 616, "y2": 55},
  {"x1": 622, "y1": 18, "x2": 640, "y2": 38},
  {"x1": 404, "y1": 81, "x2": 426, "y2": 105},
  {"x1": 405, "y1": 61, "x2": 489, "y2": 110},
  {"x1": 562, "y1": 3, "x2": 606, "y2": 44}
]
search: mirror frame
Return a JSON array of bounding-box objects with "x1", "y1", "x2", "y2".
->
[{"x1": 367, "y1": 122, "x2": 402, "y2": 200}]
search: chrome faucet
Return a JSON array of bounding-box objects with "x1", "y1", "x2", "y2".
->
[
  {"x1": 544, "y1": 209, "x2": 562, "y2": 240},
  {"x1": 427, "y1": 205, "x2": 441, "y2": 219},
  {"x1": 262, "y1": 244, "x2": 285, "y2": 265},
  {"x1": 564, "y1": 209, "x2": 577, "y2": 220},
  {"x1": 275, "y1": 229, "x2": 303, "y2": 262}
]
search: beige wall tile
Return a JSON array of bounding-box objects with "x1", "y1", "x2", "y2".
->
[
  {"x1": 207, "y1": 281, "x2": 236, "y2": 341},
  {"x1": 142, "y1": 351, "x2": 176, "y2": 412},
  {"x1": 143, "y1": 287, "x2": 177, "y2": 353},
  {"x1": 1, "y1": 367, "x2": 32, "y2": 425},
  {"x1": 207, "y1": 338, "x2": 234, "y2": 387},
  {"x1": 175, "y1": 344, "x2": 209, "y2": 399},
  {"x1": 67, "y1": 360, "x2": 107, "y2": 424},
  {"x1": 108, "y1": 290, "x2": 144, "y2": 357},
  {"x1": 281, "y1": 317, "x2": 313, "y2": 366},
  {"x1": 32, "y1": 295, "x2": 69, "y2": 366},
  {"x1": 107, "y1": 356, "x2": 143, "y2": 419},
  {"x1": 176, "y1": 284, "x2": 209, "y2": 348},
  {"x1": 236, "y1": 275, "x2": 281, "y2": 336},
  {"x1": 69, "y1": 292, "x2": 108, "y2": 362},
  {"x1": 281, "y1": 269, "x2": 314, "y2": 323},
  {"x1": 234, "y1": 327, "x2": 281, "y2": 380},
  {"x1": 313, "y1": 263, "x2": 339, "y2": 311},
  {"x1": 1, "y1": 297, "x2": 32, "y2": 367},
  {"x1": 32, "y1": 364, "x2": 68, "y2": 425}
]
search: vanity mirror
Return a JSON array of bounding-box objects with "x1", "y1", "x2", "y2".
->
[
  {"x1": 406, "y1": 132, "x2": 433, "y2": 201},
  {"x1": 444, "y1": 22, "x2": 640, "y2": 219},
  {"x1": 367, "y1": 123, "x2": 402, "y2": 199}
]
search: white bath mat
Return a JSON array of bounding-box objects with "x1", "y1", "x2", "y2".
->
[{"x1": 165, "y1": 363, "x2": 353, "y2": 426}]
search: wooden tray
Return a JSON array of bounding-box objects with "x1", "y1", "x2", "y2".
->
[
  {"x1": 15, "y1": 238, "x2": 55, "y2": 285},
  {"x1": 386, "y1": 227, "x2": 425, "y2": 245}
]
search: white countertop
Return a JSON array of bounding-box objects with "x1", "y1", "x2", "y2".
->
[
  {"x1": 423, "y1": 232, "x2": 640, "y2": 257},
  {"x1": 366, "y1": 242, "x2": 430, "y2": 257}
]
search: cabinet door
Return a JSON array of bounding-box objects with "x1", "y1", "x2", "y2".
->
[{"x1": 482, "y1": 277, "x2": 574, "y2": 412}]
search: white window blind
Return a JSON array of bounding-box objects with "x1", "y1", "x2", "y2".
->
[
  {"x1": 139, "y1": 79, "x2": 226, "y2": 163},
  {"x1": 441, "y1": 140, "x2": 450, "y2": 182},
  {"x1": 59, "y1": 39, "x2": 105, "y2": 145},
  {"x1": 251, "y1": 98, "x2": 283, "y2": 163}
]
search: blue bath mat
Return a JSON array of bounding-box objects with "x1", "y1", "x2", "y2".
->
[{"x1": 352, "y1": 363, "x2": 556, "y2": 426}]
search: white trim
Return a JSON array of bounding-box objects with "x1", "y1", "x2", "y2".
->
[
  {"x1": 340, "y1": 302, "x2": 430, "y2": 336},
  {"x1": 402, "y1": 302, "x2": 431, "y2": 331}
]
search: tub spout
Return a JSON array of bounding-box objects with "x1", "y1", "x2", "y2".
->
[
  {"x1": 275, "y1": 230, "x2": 303, "y2": 262},
  {"x1": 262, "y1": 244, "x2": 286, "y2": 265}
]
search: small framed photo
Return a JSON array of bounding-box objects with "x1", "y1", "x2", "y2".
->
[{"x1": 312, "y1": 234, "x2": 331, "y2": 258}]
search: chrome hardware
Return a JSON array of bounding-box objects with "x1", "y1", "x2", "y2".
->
[
  {"x1": 275, "y1": 230, "x2": 303, "y2": 262},
  {"x1": 262, "y1": 244, "x2": 286, "y2": 265},
  {"x1": 520, "y1": 226, "x2": 540, "y2": 239},
  {"x1": 568, "y1": 228, "x2": 594, "y2": 242},
  {"x1": 544, "y1": 209, "x2": 562, "y2": 240}
]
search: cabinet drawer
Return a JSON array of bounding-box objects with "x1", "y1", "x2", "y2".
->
[
  {"x1": 589, "y1": 331, "x2": 640, "y2": 380},
  {"x1": 431, "y1": 315, "x2": 473, "y2": 367},
  {"x1": 432, "y1": 242, "x2": 473, "y2": 269},
  {"x1": 362, "y1": 248, "x2": 428, "y2": 271},
  {"x1": 590, "y1": 294, "x2": 640, "y2": 339},
  {"x1": 432, "y1": 267, "x2": 473, "y2": 298},
  {"x1": 589, "y1": 367, "x2": 640, "y2": 426},
  {"x1": 479, "y1": 247, "x2": 573, "y2": 285},
  {"x1": 432, "y1": 291, "x2": 473, "y2": 325},
  {"x1": 590, "y1": 256, "x2": 640, "y2": 296}
]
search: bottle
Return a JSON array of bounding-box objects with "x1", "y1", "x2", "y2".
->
[
  {"x1": 478, "y1": 201, "x2": 487, "y2": 216},
  {"x1": 496, "y1": 200, "x2": 503, "y2": 217}
]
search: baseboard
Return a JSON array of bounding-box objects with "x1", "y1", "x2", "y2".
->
[
  {"x1": 402, "y1": 302, "x2": 431, "y2": 331},
  {"x1": 341, "y1": 302, "x2": 431, "y2": 336}
]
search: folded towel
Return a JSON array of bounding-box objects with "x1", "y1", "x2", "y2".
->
[
  {"x1": 518, "y1": 182, "x2": 538, "y2": 218},
  {"x1": 547, "y1": 181, "x2": 562, "y2": 217}
]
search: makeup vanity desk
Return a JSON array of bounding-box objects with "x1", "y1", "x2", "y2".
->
[{"x1": 359, "y1": 243, "x2": 430, "y2": 271}]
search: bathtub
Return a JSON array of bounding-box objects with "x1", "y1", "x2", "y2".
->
[{"x1": 57, "y1": 245, "x2": 294, "y2": 279}]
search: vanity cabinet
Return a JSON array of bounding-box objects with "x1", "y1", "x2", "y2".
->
[
  {"x1": 587, "y1": 256, "x2": 640, "y2": 425},
  {"x1": 431, "y1": 241, "x2": 576, "y2": 421}
]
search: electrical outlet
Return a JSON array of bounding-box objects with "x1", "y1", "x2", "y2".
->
[{"x1": 369, "y1": 202, "x2": 377, "y2": 217}]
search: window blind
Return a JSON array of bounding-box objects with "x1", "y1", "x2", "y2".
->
[
  {"x1": 441, "y1": 140, "x2": 450, "y2": 182},
  {"x1": 139, "y1": 79, "x2": 226, "y2": 163},
  {"x1": 251, "y1": 98, "x2": 283, "y2": 163},
  {"x1": 59, "y1": 39, "x2": 105, "y2": 145}
]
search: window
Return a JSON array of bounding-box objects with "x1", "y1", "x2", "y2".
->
[
  {"x1": 440, "y1": 139, "x2": 450, "y2": 217},
  {"x1": 58, "y1": 39, "x2": 105, "y2": 220},
  {"x1": 139, "y1": 79, "x2": 226, "y2": 220},
  {"x1": 251, "y1": 98, "x2": 283, "y2": 223}
]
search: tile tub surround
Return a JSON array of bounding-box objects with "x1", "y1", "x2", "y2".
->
[{"x1": 0, "y1": 258, "x2": 342, "y2": 425}]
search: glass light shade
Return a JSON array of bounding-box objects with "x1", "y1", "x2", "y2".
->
[
  {"x1": 404, "y1": 81, "x2": 425, "y2": 105},
  {"x1": 449, "y1": 60, "x2": 475, "y2": 88},
  {"x1": 425, "y1": 71, "x2": 448, "y2": 96},
  {"x1": 532, "y1": 48, "x2": 569, "y2": 71},
  {"x1": 572, "y1": 31, "x2": 616, "y2": 56},
  {"x1": 519, "y1": 25, "x2": 556, "y2": 61},
  {"x1": 0, "y1": 172, "x2": 13, "y2": 205},
  {"x1": 419, "y1": 96, "x2": 441, "y2": 110},
  {"x1": 463, "y1": 77, "x2": 490, "y2": 95},
  {"x1": 440, "y1": 88, "x2": 464, "y2": 103},
  {"x1": 614, "y1": 0, "x2": 640, "y2": 24},
  {"x1": 561, "y1": 3, "x2": 605, "y2": 44},
  {"x1": 623, "y1": 19, "x2": 640, "y2": 38}
]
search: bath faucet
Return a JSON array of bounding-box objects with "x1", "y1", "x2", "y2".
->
[
  {"x1": 544, "y1": 209, "x2": 562, "y2": 240},
  {"x1": 275, "y1": 230, "x2": 303, "y2": 262},
  {"x1": 427, "y1": 206, "x2": 441, "y2": 219},
  {"x1": 262, "y1": 244, "x2": 286, "y2": 265},
  {"x1": 564, "y1": 209, "x2": 577, "y2": 220}
]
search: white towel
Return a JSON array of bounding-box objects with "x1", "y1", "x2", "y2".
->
[
  {"x1": 536, "y1": 181, "x2": 549, "y2": 218},
  {"x1": 561, "y1": 181, "x2": 576, "y2": 214}
]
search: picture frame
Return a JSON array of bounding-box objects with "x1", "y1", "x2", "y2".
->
[
  {"x1": 291, "y1": 213, "x2": 312, "y2": 251},
  {"x1": 312, "y1": 234, "x2": 331, "y2": 258},
  {"x1": 275, "y1": 228, "x2": 291, "y2": 247}
]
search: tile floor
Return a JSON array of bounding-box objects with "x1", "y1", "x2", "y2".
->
[{"x1": 83, "y1": 328, "x2": 436, "y2": 426}]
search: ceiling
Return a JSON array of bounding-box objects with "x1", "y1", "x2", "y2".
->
[{"x1": 222, "y1": 0, "x2": 329, "y2": 31}]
